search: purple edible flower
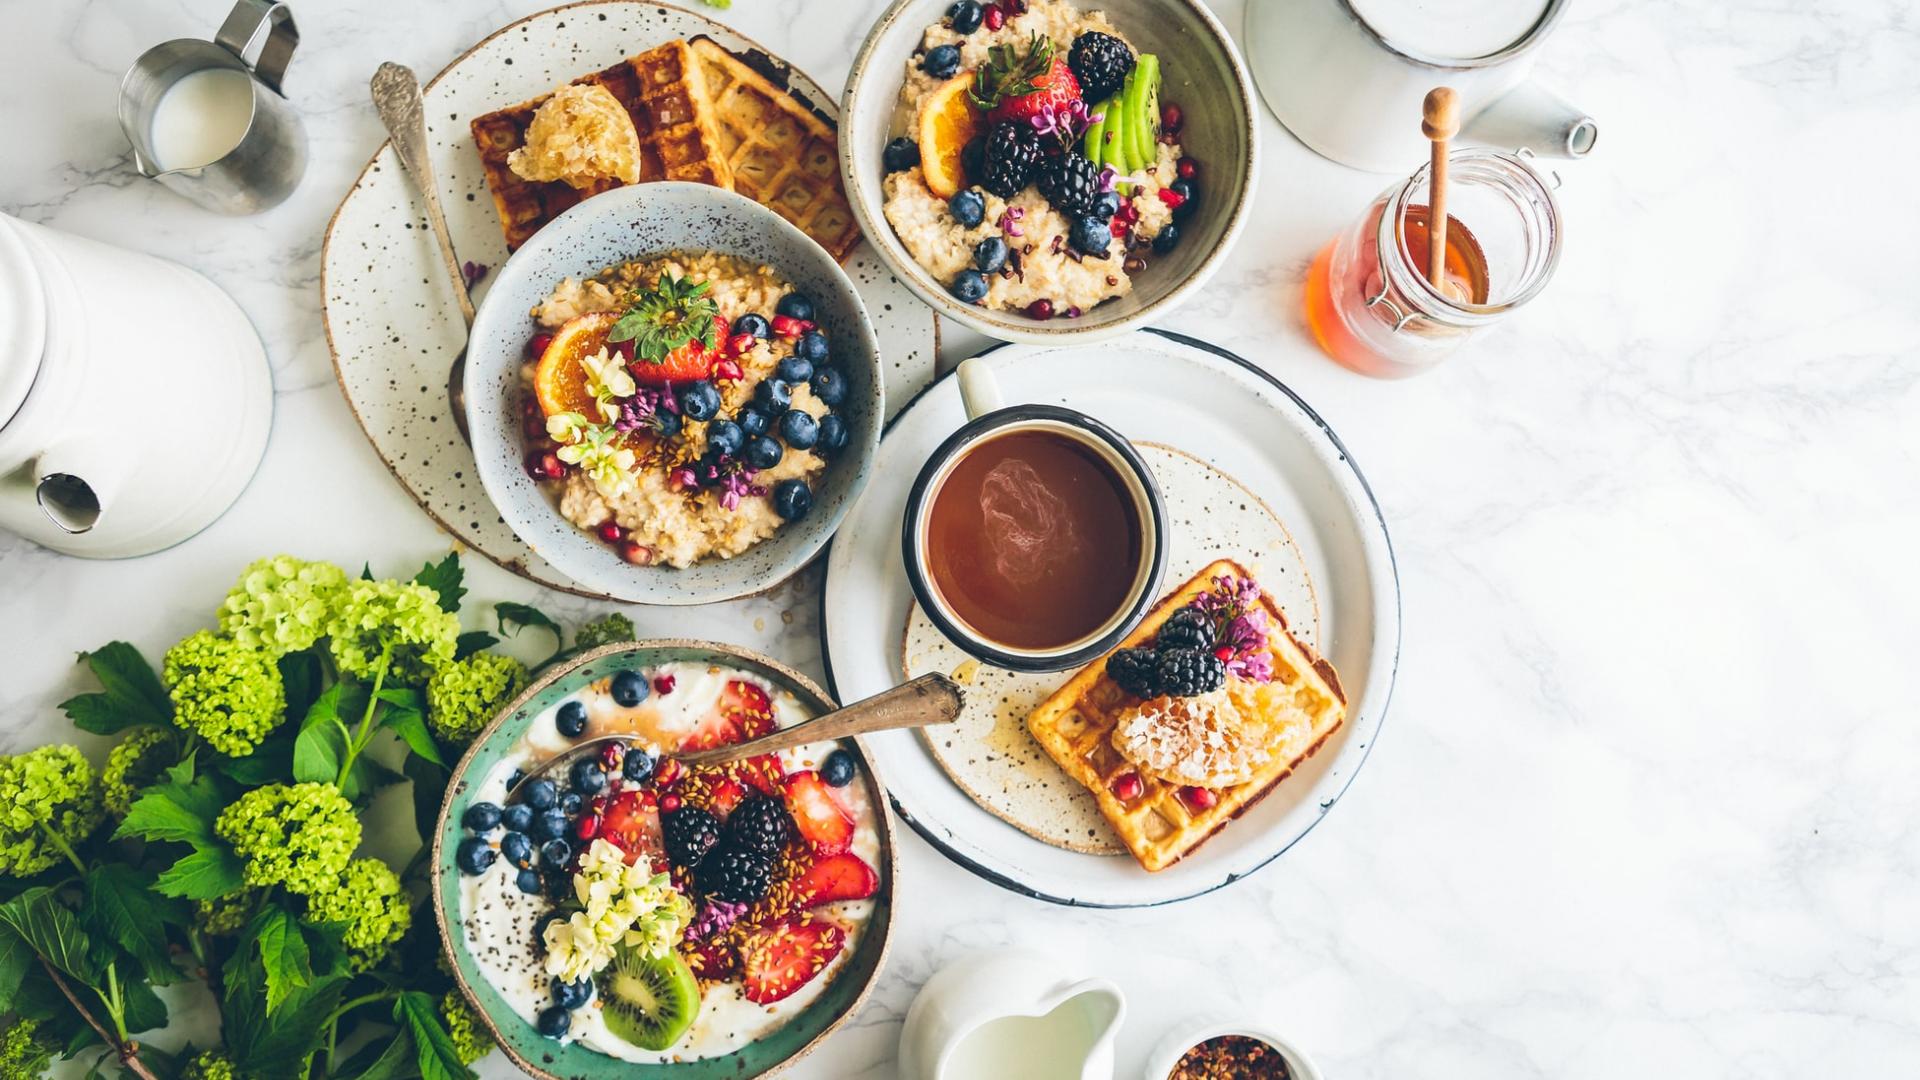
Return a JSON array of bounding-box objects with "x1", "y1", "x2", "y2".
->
[
  {"x1": 613, "y1": 386, "x2": 680, "y2": 435},
  {"x1": 686, "y1": 900, "x2": 747, "y2": 941},
  {"x1": 1220, "y1": 609, "x2": 1275, "y2": 682},
  {"x1": 462, "y1": 260, "x2": 489, "y2": 288},
  {"x1": 714, "y1": 458, "x2": 766, "y2": 511},
  {"x1": 668, "y1": 465, "x2": 699, "y2": 491},
  {"x1": 1194, "y1": 574, "x2": 1263, "y2": 621},
  {"x1": 997, "y1": 206, "x2": 1025, "y2": 238},
  {"x1": 1029, "y1": 100, "x2": 1102, "y2": 144},
  {"x1": 1096, "y1": 164, "x2": 1118, "y2": 193}
]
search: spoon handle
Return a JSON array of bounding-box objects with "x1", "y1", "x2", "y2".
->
[
  {"x1": 370, "y1": 62, "x2": 475, "y2": 326},
  {"x1": 673, "y1": 675, "x2": 964, "y2": 769}
]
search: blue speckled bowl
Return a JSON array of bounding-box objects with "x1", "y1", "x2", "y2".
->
[
  {"x1": 464, "y1": 183, "x2": 884, "y2": 604},
  {"x1": 431, "y1": 640, "x2": 896, "y2": 1080}
]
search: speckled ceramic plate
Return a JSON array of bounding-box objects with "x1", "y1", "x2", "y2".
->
[
  {"x1": 321, "y1": 0, "x2": 938, "y2": 600},
  {"x1": 820, "y1": 330, "x2": 1401, "y2": 907},
  {"x1": 902, "y1": 442, "x2": 1319, "y2": 855},
  {"x1": 432, "y1": 640, "x2": 895, "y2": 1079}
]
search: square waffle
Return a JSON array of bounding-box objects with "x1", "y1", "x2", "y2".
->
[
  {"x1": 470, "y1": 40, "x2": 732, "y2": 251},
  {"x1": 1027, "y1": 559, "x2": 1347, "y2": 872},
  {"x1": 687, "y1": 37, "x2": 860, "y2": 261}
]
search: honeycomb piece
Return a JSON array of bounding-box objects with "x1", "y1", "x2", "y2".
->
[{"x1": 508, "y1": 83, "x2": 643, "y2": 189}]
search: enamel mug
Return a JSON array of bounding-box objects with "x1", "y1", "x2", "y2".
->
[{"x1": 1243, "y1": 0, "x2": 1597, "y2": 173}]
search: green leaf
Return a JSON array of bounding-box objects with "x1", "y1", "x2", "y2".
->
[
  {"x1": 118, "y1": 974, "x2": 168, "y2": 1034},
  {"x1": 453, "y1": 630, "x2": 498, "y2": 659},
  {"x1": 80, "y1": 866, "x2": 184, "y2": 986},
  {"x1": 0, "y1": 887, "x2": 99, "y2": 984},
  {"x1": 396, "y1": 990, "x2": 478, "y2": 1080},
  {"x1": 115, "y1": 777, "x2": 225, "y2": 846},
  {"x1": 279, "y1": 648, "x2": 326, "y2": 721},
  {"x1": 293, "y1": 681, "x2": 362, "y2": 785},
  {"x1": 60, "y1": 641, "x2": 171, "y2": 734},
  {"x1": 0, "y1": 921, "x2": 33, "y2": 1010},
  {"x1": 334, "y1": 1028, "x2": 418, "y2": 1080},
  {"x1": 495, "y1": 602, "x2": 564, "y2": 664},
  {"x1": 377, "y1": 691, "x2": 444, "y2": 767},
  {"x1": 413, "y1": 552, "x2": 467, "y2": 613},
  {"x1": 225, "y1": 964, "x2": 348, "y2": 1074},
  {"x1": 404, "y1": 755, "x2": 450, "y2": 853},
  {"x1": 251, "y1": 906, "x2": 313, "y2": 1014},
  {"x1": 362, "y1": 563, "x2": 376, "y2": 581},
  {"x1": 153, "y1": 845, "x2": 247, "y2": 900},
  {"x1": 165, "y1": 749, "x2": 196, "y2": 786},
  {"x1": 345, "y1": 754, "x2": 406, "y2": 803},
  {"x1": 214, "y1": 731, "x2": 294, "y2": 785}
]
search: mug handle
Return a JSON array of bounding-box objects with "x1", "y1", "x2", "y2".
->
[
  {"x1": 956, "y1": 357, "x2": 1003, "y2": 420},
  {"x1": 215, "y1": 0, "x2": 299, "y2": 95}
]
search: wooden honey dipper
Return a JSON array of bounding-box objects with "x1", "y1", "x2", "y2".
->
[{"x1": 1421, "y1": 87, "x2": 1463, "y2": 299}]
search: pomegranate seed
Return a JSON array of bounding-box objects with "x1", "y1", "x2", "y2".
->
[
  {"x1": 618, "y1": 540, "x2": 653, "y2": 565},
  {"x1": 1162, "y1": 103, "x2": 1184, "y2": 133},
  {"x1": 574, "y1": 814, "x2": 601, "y2": 840},
  {"x1": 523, "y1": 414, "x2": 550, "y2": 441},
  {"x1": 1109, "y1": 218, "x2": 1128, "y2": 238},
  {"x1": 1156, "y1": 187, "x2": 1186, "y2": 210},
  {"x1": 1181, "y1": 785, "x2": 1218, "y2": 810},
  {"x1": 524, "y1": 450, "x2": 565, "y2": 480},
  {"x1": 1025, "y1": 299, "x2": 1054, "y2": 320},
  {"x1": 1110, "y1": 772, "x2": 1143, "y2": 801},
  {"x1": 525, "y1": 333, "x2": 553, "y2": 358},
  {"x1": 726, "y1": 333, "x2": 755, "y2": 356},
  {"x1": 638, "y1": 789, "x2": 658, "y2": 808},
  {"x1": 984, "y1": 5, "x2": 1005, "y2": 29},
  {"x1": 652, "y1": 674, "x2": 677, "y2": 696},
  {"x1": 1177, "y1": 158, "x2": 1198, "y2": 180},
  {"x1": 1214, "y1": 645, "x2": 1233, "y2": 661},
  {"x1": 1003, "y1": 0, "x2": 1027, "y2": 13},
  {"x1": 660, "y1": 793, "x2": 683, "y2": 813},
  {"x1": 713, "y1": 358, "x2": 744, "y2": 382},
  {"x1": 599, "y1": 742, "x2": 626, "y2": 770},
  {"x1": 590, "y1": 795, "x2": 610, "y2": 815},
  {"x1": 770, "y1": 314, "x2": 814, "y2": 339},
  {"x1": 596, "y1": 520, "x2": 625, "y2": 543}
]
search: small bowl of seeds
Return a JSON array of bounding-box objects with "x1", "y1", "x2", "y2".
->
[{"x1": 1144, "y1": 1016, "x2": 1323, "y2": 1080}]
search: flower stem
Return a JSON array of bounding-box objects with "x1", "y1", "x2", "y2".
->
[
  {"x1": 37, "y1": 821, "x2": 86, "y2": 875},
  {"x1": 37, "y1": 958, "x2": 159, "y2": 1080},
  {"x1": 335, "y1": 642, "x2": 395, "y2": 788}
]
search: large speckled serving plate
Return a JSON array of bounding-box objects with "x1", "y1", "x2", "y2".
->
[
  {"x1": 321, "y1": 0, "x2": 938, "y2": 600},
  {"x1": 431, "y1": 640, "x2": 895, "y2": 1080}
]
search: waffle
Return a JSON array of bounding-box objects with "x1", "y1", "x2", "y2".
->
[
  {"x1": 687, "y1": 37, "x2": 860, "y2": 261},
  {"x1": 1027, "y1": 560, "x2": 1347, "y2": 872},
  {"x1": 470, "y1": 40, "x2": 732, "y2": 251}
]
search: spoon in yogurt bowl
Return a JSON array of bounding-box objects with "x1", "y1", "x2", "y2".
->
[{"x1": 506, "y1": 674, "x2": 964, "y2": 801}]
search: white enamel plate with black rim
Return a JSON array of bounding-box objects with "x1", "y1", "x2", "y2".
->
[{"x1": 819, "y1": 330, "x2": 1400, "y2": 907}]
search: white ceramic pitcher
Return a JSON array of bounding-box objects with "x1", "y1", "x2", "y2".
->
[
  {"x1": 900, "y1": 949, "x2": 1127, "y2": 1080},
  {"x1": 0, "y1": 213, "x2": 272, "y2": 557}
]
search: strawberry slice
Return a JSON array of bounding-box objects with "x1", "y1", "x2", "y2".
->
[
  {"x1": 680, "y1": 679, "x2": 777, "y2": 752},
  {"x1": 783, "y1": 771, "x2": 854, "y2": 855},
  {"x1": 790, "y1": 852, "x2": 878, "y2": 909},
  {"x1": 738, "y1": 753, "x2": 787, "y2": 798},
  {"x1": 740, "y1": 917, "x2": 846, "y2": 1005},
  {"x1": 599, "y1": 789, "x2": 663, "y2": 863},
  {"x1": 622, "y1": 338, "x2": 713, "y2": 385},
  {"x1": 704, "y1": 778, "x2": 748, "y2": 820},
  {"x1": 685, "y1": 939, "x2": 740, "y2": 981}
]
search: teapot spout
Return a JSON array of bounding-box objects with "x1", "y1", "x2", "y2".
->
[
  {"x1": 33, "y1": 442, "x2": 120, "y2": 534},
  {"x1": 1464, "y1": 81, "x2": 1597, "y2": 160}
]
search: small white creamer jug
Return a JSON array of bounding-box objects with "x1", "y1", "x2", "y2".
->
[{"x1": 900, "y1": 949, "x2": 1127, "y2": 1080}]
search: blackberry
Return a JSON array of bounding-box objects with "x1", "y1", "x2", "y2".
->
[
  {"x1": 1106, "y1": 648, "x2": 1160, "y2": 698},
  {"x1": 1036, "y1": 151, "x2": 1102, "y2": 217},
  {"x1": 1068, "y1": 32, "x2": 1135, "y2": 104},
  {"x1": 980, "y1": 122, "x2": 1043, "y2": 198},
  {"x1": 698, "y1": 846, "x2": 773, "y2": 903},
  {"x1": 1156, "y1": 607, "x2": 1216, "y2": 652},
  {"x1": 663, "y1": 806, "x2": 721, "y2": 869},
  {"x1": 725, "y1": 795, "x2": 791, "y2": 855},
  {"x1": 1154, "y1": 647, "x2": 1226, "y2": 698}
]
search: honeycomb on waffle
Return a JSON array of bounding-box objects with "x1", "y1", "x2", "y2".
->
[
  {"x1": 469, "y1": 40, "x2": 731, "y2": 251},
  {"x1": 1026, "y1": 559, "x2": 1347, "y2": 873},
  {"x1": 687, "y1": 37, "x2": 860, "y2": 262}
]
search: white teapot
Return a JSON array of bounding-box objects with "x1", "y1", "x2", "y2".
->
[
  {"x1": 0, "y1": 213, "x2": 271, "y2": 557},
  {"x1": 900, "y1": 948, "x2": 1127, "y2": 1080}
]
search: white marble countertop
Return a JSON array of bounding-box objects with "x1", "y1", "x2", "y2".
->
[{"x1": 4, "y1": 0, "x2": 1918, "y2": 1076}]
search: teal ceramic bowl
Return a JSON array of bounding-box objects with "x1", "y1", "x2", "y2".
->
[{"x1": 431, "y1": 640, "x2": 897, "y2": 1079}]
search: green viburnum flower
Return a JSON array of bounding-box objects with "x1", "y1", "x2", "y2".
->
[
  {"x1": 425, "y1": 652, "x2": 527, "y2": 745},
  {"x1": 0, "y1": 745, "x2": 105, "y2": 877},
  {"x1": 217, "y1": 555, "x2": 349, "y2": 655},
  {"x1": 557, "y1": 426, "x2": 637, "y2": 496},
  {"x1": 163, "y1": 630, "x2": 287, "y2": 757},
  {"x1": 101, "y1": 726, "x2": 175, "y2": 818},
  {"x1": 574, "y1": 612, "x2": 635, "y2": 651},
  {"x1": 542, "y1": 839, "x2": 691, "y2": 983},
  {"x1": 442, "y1": 989, "x2": 495, "y2": 1065},
  {"x1": 326, "y1": 578, "x2": 460, "y2": 685},
  {"x1": 215, "y1": 782, "x2": 360, "y2": 896},
  {"x1": 301, "y1": 857, "x2": 411, "y2": 971},
  {"x1": 0, "y1": 1016, "x2": 58, "y2": 1078},
  {"x1": 195, "y1": 891, "x2": 255, "y2": 937},
  {"x1": 181, "y1": 1048, "x2": 239, "y2": 1080}
]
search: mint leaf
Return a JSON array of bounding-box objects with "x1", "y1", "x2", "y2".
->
[
  {"x1": 495, "y1": 601, "x2": 564, "y2": 664},
  {"x1": 412, "y1": 552, "x2": 466, "y2": 613},
  {"x1": 60, "y1": 641, "x2": 171, "y2": 734},
  {"x1": 0, "y1": 887, "x2": 99, "y2": 985},
  {"x1": 80, "y1": 866, "x2": 184, "y2": 987},
  {"x1": 453, "y1": 630, "x2": 498, "y2": 659},
  {"x1": 153, "y1": 845, "x2": 247, "y2": 899},
  {"x1": 396, "y1": 990, "x2": 479, "y2": 1080}
]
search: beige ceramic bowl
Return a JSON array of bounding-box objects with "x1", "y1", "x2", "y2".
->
[{"x1": 840, "y1": 0, "x2": 1260, "y2": 343}]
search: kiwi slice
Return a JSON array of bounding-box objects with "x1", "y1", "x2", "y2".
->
[
  {"x1": 1084, "y1": 96, "x2": 1114, "y2": 165},
  {"x1": 599, "y1": 947, "x2": 701, "y2": 1052}
]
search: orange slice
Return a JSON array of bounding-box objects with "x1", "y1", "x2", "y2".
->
[
  {"x1": 533, "y1": 311, "x2": 620, "y2": 419},
  {"x1": 917, "y1": 73, "x2": 980, "y2": 200}
]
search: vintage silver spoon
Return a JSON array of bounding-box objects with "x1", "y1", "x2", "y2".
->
[
  {"x1": 370, "y1": 61, "x2": 476, "y2": 443},
  {"x1": 506, "y1": 674, "x2": 964, "y2": 802}
]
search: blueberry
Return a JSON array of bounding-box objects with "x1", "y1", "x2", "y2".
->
[
  {"x1": 745, "y1": 435, "x2": 785, "y2": 471},
  {"x1": 540, "y1": 838, "x2": 572, "y2": 870},
  {"x1": 610, "y1": 670, "x2": 649, "y2": 707},
  {"x1": 734, "y1": 312, "x2": 771, "y2": 339},
  {"x1": 506, "y1": 769, "x2": 525, "y2": 790},
  {"x1": 499, "y1": 831, "x2": 533, "y2": 867},
  {"x1": 653, "y1": 409, "x2": 683, "y2": 438},
  {"x1": 555, "y1": 701, "x2": 587, "y2": 738},
  {"x1": 973, "y1": 236, "x2": 1009, "y2": 274},
  {"x1": 810, "y1": 367, "x2": 848, "y2": 408},
  {"x1": 1069, "y1": 216, "x2": 1111, "y2": 258},
  {"x1": 921, "y1": 44, "x2": 962, "y2": 79},
  {"x1": 777, "y1": 354, "x2": 815, "y2": 384},
  {"x1": 950, "y1": 269, "x2": 990, "y2": 304},
  {"x1": 462, "y1": 802, "x2": 502, "y2": 832},
  {"x1": 1168, "y1": 179, "x2": 1197, "y2": 217},
  {"x1": 552, "y1": 977, "x2": 593, "y2": 1010},
  {"x1": 948, "y1": 189, "x2": 986, "y2": 228},
  {"x1": 559, "y1": 791, "x2": 583, "y2": 816},
  {"x1": 775, "y1": 292, "x2": 815, "y2": 322},
  {"x1": 706, "y1": 418, "x2": 745, "y2": 458},
  {"x1": 544, "y1": 869, "x2": 571, "y2": 898},
  {"x1": 753, "y1": 378, "x2": 792, "y2": 412},
  {"x1": 795, "y1": 329, "x2": 831, "y2": 365},
  {"x1": 1152, "y1": 223, "x2": 1181, "y2": 254},
  {"x1": 821, "y1": 748, "x2": 857, "y2": 787},
  {"x1": 532, "y1": 808, "x2": 569, "y2": 843},
  {"x1": 883, "y1": 136, "x2": 921, "y2": 174},
  {"x1": 779, "y1": 409, "x2": 819, "y2": 450},
  {"x1": 536, "y1": 1005, "x2": 571, "y2": 1039},
  {"x1": 455, "y1": 836, "x2": 496, "y2": 875},
  {"x1": 521, "y1": 778, "x2": 558, "y2": 811},
  {"x1": 816, "y1": 414, "x2": 850, "y2": 455},
  {"x1": 515, "y1": 867, "x2": 543, "y2": 894},
  {"x1": 947, "y1": 0, "x2": 984, "y2": 33},
  {"x1": 1092, "y1": 190, "x2": 1123, "y2": 219},
  {"x1": 623, "y1": 749, "x2": 656, "y2": 783},
  {"x1": 677, "y1": 380, "x2": 721, "y2": 422},
  {"x1": 772, "y1": 479, "x2": 814, "y2": 521},
  {"x1": 569, "y1": 759, "x2": 607, "y2": 795},
  {"x1": 501, "y1": 803, "x2": 533, "y2": 833},
  {"x1": 738, "y1": 406, "x2": 771, "y2": 437}
]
